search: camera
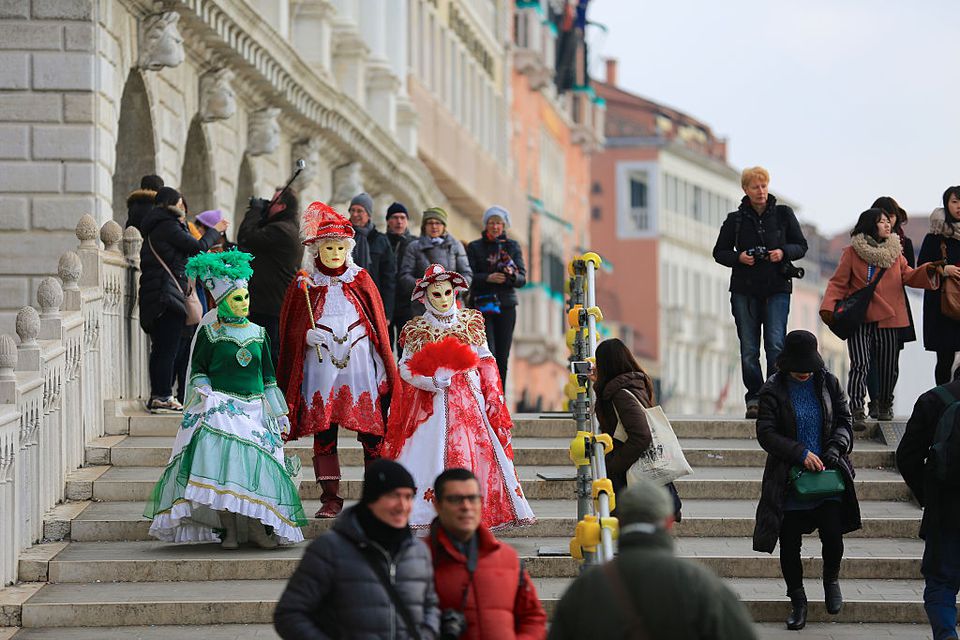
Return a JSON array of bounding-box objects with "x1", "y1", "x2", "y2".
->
[
  {"x1": 248, "y1": 196, "x2": 271, "y2": 222},
  {"x1": 439, "y1": 609, "x2": 468, "y2": 640},
  {"x1": 745, "y1": 246, "x2": 770, "y2": 260},
  {"x1": 780, "y1": 261, "x2": 805, "y2": 280}
]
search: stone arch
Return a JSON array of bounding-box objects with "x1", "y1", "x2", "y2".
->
[
  {"x1": 112, "y1": 69, "x2": 159, "y2": 224},
  {"x1": 233, "y1": 153, "x2": 256, "y2": 223},
  {"x1": 179, "y1": 116, "x2": 215, "y2": 217}
]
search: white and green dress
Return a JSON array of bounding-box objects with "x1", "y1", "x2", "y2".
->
[{"x1": 144, "y1": 319, "x2": 307, "y2": 544}]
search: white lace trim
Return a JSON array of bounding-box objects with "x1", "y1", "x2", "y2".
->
[
  {"x1": 424, "y1": 306, "x2": 458, "y2": 327},
  {"x1": 309, "y1": 264, "x2": 362, "y2": 286}
]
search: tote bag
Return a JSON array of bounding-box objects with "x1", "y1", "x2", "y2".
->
[
  {"x1": 612, "y1": 390, "x2": 693, "y2": 486},
  {"x1": 940, "y1": 240, "x2": 960, "y2": 321},
  {"x1": 827, "y1": 267, "x2": 886, "y2": 340}
]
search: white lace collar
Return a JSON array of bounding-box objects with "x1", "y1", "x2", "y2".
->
[
  {"x1": 424, "y1": 305, "x2": 458, "y2": 327},
  {"x1": 310, "y1": 264, "x2": 361, "y2": 286}
]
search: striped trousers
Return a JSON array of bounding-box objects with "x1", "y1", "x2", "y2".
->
[{"x1": 847, "y1": 322, "x2": 900, "y2": 411}]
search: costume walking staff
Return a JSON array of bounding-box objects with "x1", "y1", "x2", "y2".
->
[
  {"x1": 276, "y1": 202, "x2": 397, "y2": 518},
  {"x1": 385, "y1": 264, "x2": 535, "y2": 530},
  {"x1": 144, "y1": 249, "x2": 307, "y2": 547}
]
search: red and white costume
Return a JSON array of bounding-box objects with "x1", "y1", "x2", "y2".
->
[
  {"x1": 276, "y1": 202, "x2": 397, "y2": 517},
  {"x1": 385, "y1": 265, "x2": 535, "y2": 530}
]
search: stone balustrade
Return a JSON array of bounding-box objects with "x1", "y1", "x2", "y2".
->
[{"x1": 0, "y1": 216, "x2": 148, "y2": 587}]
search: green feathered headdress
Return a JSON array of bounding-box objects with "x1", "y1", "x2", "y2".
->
[{"x1": 185, "y1": 249, "x2": 254, "y2": 304}]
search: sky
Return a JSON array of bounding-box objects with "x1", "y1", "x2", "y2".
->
[{"x1": 586, "y1": 0, "x2": 960, "y2": 235}]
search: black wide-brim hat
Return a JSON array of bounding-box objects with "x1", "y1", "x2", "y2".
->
[{"x1": 776, "y1": 330, "x2": 825, "y2": 373}]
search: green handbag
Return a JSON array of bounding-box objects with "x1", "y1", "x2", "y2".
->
[{"x1": 788, "y1": 466, "x2": 846, "y2": 500}]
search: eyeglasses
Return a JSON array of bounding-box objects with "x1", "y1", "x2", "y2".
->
[{"x1": 441, "y1": 494, "x2": 481, "y2": 505}]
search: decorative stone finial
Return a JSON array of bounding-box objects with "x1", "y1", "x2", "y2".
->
[
  {"x1": 292, "y1": 139, "x2": 321, "y2": 192},
  {"x1": 248, "y1": 108, "x2": 281, "y2": 156},
  {"x1": 76, "y1": 214, "x2": 98, "y2": 248},
  {"x1": 57, "y1": 252, "x2": 83, "y2": 292},
  {"x1": 37, "y1": 278, "x2": 64, "y2": 319},
  {"x1": 16, "y1": 307, "x2": 39, "y2": 346},
  {"x1": 139, "y1": 11, "x2": 185, "y2": 71},
  {"x1": 0, "y1": 335, "x2": 16, "y2": 380},
  {"x1": 100, "y1": 220, "x2": 123, "y2": 253},
  {"x1": 200, "y1": 68, "x2": 236, "y2": 122},
  {"x1": 123, "y1": 225, "x2": 143, "y2": 260}
]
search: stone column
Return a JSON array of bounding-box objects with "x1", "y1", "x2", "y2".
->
[
  {"x1": 331, "y1": 29, "x2": 369, "y2": 107},
  {"x1": 291, "y1": 0, "x2": 335, "y2": 78}
]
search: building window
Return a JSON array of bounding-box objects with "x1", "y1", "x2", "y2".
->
[
  {"x1": 592, "y1": 181, "x2": 602, "y2": 194},
  {"x1": 591, "y1": 206, "x2": 601, "y2": 220},
  {"x1": 629, "y1": 173, "x2": 649, "y2": 231},
  {"x1": 692, "y1": 185, "x2": 703, "y2": 221}
]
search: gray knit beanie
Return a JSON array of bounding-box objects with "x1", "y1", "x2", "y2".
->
[
  {"x1": 616, "y1": 477, "x2": 675, "y2": 533},
  {"x1": 350, "y1": 192, "x2": 374, "y2": 216}
]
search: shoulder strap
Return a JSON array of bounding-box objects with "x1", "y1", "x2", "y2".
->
[
  {"x1": 866, "y1": 267, "x2": 888, "y2": 289},
  {"x1": 733, "y1": 211, "x2": 743, "y2": 250},
  {"x1": 933, "y1": 385, "x2": 960, "y2": 407},
  {"x1": 339, "y1": 531, "x2": 422, "y2": 640},
  {"x1": 602, "y1": 561, "x2": 650, "y2": 640},
  {"x1": 148, "y1": 237, "x2": 187, "y2": 296}
]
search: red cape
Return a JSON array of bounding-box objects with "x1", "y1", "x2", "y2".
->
[{"x1": 277, "y1": 268, "x2": 398, "y2": 440}]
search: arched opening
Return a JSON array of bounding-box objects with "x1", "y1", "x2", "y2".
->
[
  {"x1": 112, "y1": 70, "x2": 158, "y2": 224},
  {"x1": 233, "y1": 153, "x2": 256, "y2": 227},
  {"x1": 179, "y1": 117, "x2": 215, "y2": 217}
]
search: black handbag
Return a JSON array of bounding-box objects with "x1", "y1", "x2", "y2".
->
[{"x1": 827, "y1": 267, "x2": 887, "y2": 340}]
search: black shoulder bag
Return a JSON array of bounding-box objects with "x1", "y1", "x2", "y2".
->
[
  {"x1": 341, "y1": 532, "x2": 423, "y2": 640},
  {"x1": 827, "y1": 266, "x2": 887, "y2": 340}
]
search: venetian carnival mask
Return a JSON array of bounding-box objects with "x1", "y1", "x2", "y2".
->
[
  {"x1": 427, "y1": 281, "x2": 455, "y2": 313},
  {"x1": 219, "y1": 287, "x2": 250, "y2": 319},
  {"x1": 315, "y1": 238, "x2": 348, "y2": 269}
]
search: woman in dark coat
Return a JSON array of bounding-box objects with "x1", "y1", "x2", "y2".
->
[
  {"x1": 590, "y1": 338, "x2": 681, "y2": 522},
  {"x1": 753, "y1": 330, "x2": 861, "y2": 630},
  {"x1": 918, "y1": 186, "x2": 960, "y2": 384},
  {"x1": 466, "y1": 206, "x2": 526, "y2": 385},
  {"x1": 139, "y1": 187, "x2": 226, "y2": 413}
]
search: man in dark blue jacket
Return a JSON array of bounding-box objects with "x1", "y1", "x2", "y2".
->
[{"x1": 712, "y1": 166, "x2": 808, "y2": 418}]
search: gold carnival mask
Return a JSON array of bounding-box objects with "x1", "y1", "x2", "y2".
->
[
  {"x1": 316, "y1": 238, "x2": 348, "y2": 269},
  {"x1": 427, "y1": 281, "x2": 455, "y2": 313}
]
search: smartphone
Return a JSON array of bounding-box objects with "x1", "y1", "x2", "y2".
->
[{"x1": 570, "y1": 361, "x2": 593, "y2": 376}]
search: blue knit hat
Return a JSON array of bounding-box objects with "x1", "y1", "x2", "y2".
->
[{"x1": 483, "y1": 205, "x2": 510, "y2": 228}]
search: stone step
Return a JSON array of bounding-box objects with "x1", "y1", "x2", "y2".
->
[
  {"x1": 65, "y1": 499, "x2": 921, "y2": 542},
  {"x1": 25, "y1": 537, "x2": 923, "y2": 584},
  {"x1": 15, "y1": 577, "x2": 936, "y2": 626},
  {"x1": 5, "y1": 623, "x2": 939, "y2": 639},
  {"x1": 87, "y1": 435, "x2": 897, "y2": 469},
  {"x1": 74, "y1": 464, "x2": 912, "y2": 503}
]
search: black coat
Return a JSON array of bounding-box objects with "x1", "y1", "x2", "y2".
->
[
  {"x1": 896, "y1": 380, "x2": 960, "y2": 536},
  {"x1": 274, "y1": 506, "x2": 440, "y2": 640},
  {"x1": 898, "y1": 234, "x2": 918, "y2": 344},
  {"x1": 712, "y1": 195, "x2": 808, "y2": 297},
  {"x1": 752, "y1": 370, "x2": 862, "y2": 553},
  {"x1": 918, "y1": 233, "x2": 960, "y2": 352},
  {"x1": 124, "y1": 189, "x2": 157, "y2": 232},
  {"x1": 237, "y1": 206, "x2": 303, "y2": 319},
  {"x1": 466, "y1": 234, "x2": 526, "y2": 308},
  {"x1": 353, "y1": 226, "x2": 396, "y2": 322},
  {"x1": 388, "y1": 230, "x2": 416, "y2": 324},
  {"x1": 138, "y1": 206, "x2": 220, "y2": 332}
]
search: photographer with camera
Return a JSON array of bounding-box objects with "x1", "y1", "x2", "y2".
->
[
  {"x1": 713, "y1": 166, "x2": 808, "y2": 418},
  {"x1": 427, "y1": 468, "x2": 546, "y2": 640},
  {"x1": 237, "y1": 184, "x2": 303, "y2": 366}
]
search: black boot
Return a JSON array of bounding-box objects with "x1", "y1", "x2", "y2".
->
[
  {"x1": 786, "y1": 587, "x2": 807, "y2": 630},
  {"x1": 824, "y1": 578, "x2": 842, "y2": 615}
]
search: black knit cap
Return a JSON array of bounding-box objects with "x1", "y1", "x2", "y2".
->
[
  {"x1": 386, "y1": 202, "x2": 408, "y2": 218},
  {"x1": 155, "y1": 186, "x2": 182, "y2": 207},
  {"x1": 361, "y1": 460, "x2": 416, "y2": 504},
  {"x1": 776, "y1": 330, "x2": 825, "y2": 374}
]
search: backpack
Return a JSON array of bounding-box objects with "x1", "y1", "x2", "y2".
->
[{"x1": 927, "y1": 385, "x2": 960, "y2": 486}]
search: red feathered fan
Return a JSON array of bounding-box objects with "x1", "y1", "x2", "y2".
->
[{"x1": 407, "y1": 336, "x2": 479, "y2": 378}]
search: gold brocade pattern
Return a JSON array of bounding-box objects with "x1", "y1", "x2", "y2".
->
[{"x1": 400, "y1": 309, "x2": 486, "y2": 354}]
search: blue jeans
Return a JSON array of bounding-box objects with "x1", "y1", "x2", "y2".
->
[
  {"x1": 731, "y1": 292, "x2": 790, "y2": 404},
  {"x1": 923, "y1": 527, "x2": 960, "y2": 640}
]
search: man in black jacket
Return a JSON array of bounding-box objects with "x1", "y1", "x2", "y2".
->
[
  {"x1": 386, "y1": 201, "x2": 416, "y2": 350},
  {"x1": 713, "y1": 166, "x2": 808, "y2": 418},
  {"x1": 274, "y1": 460, "x2": 440, "y2": 640},
  {"x1": 237, "y1": 187, "x2": 303, "y2": 366},
  {"x1": 349, "y1": 192, "x2": 396, "y2": 323},
  {"x1": 897, "y1": 371, "x2": 960, "y2": 640}
]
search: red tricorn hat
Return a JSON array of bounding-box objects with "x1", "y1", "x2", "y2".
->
[
  {"x1": 412, "y1": 263, "x2": 469, "y2": 302},
  {"x1": 300, "y1": 201, "x2": 355, "y2": 245}
]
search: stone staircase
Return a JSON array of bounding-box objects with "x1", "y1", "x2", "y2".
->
[{"x1": 0, "y1": 413, "x2": 936, "y2": 638}]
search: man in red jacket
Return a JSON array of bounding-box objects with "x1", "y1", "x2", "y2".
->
[{"x1": 426, "y1": 468, "x2": 546, "y2": 640}]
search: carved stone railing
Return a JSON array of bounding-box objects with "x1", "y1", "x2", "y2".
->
[{"x1": 0, "y1": 216, "x2": 148, "y2": 586}]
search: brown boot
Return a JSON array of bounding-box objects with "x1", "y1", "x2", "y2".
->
[{"x1": 313, "y1": 454, "x2": 343, "y2": 519}]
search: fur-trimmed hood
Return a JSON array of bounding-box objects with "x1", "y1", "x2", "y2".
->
[
  {"x1": 127, "y1": 188, "x2": 157, "y2": 207},
  {"x1": 929, "y1": 207, "x2": 960, "y2": 239},
  {"x1": 850, "y1": 233, "x2": 902, "y2": 268}
]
